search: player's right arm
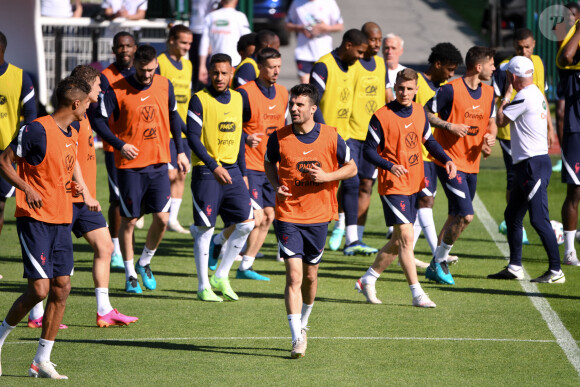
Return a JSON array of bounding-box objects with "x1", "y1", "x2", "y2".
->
[
  {"x1": 558, "y1": 20, "x2": 580, "y2": 67},
  {"x1": 363, "y1": 114, "x2": 403, "y2": 175},
  {"x1": 20, "y1": 71, "x2": 37, "y2": 123},
  {"x1": 309, "y1": 62, "x2": 328, "y2": 124},
  {"x1": 426, "y1": 85, "x2": 470, "y2": 137},
  {"x1": 264, "y1": 132, "x2": 291, "y2": 199}
]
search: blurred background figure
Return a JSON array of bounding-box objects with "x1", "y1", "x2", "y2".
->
[
  {"x1": 41, "y1": 0, "x2": 83, "y2": 17},
  {"x1": 102, "y1": 0, "x2": 147, "y2": 20}
]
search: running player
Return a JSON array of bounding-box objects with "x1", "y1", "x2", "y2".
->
[
  {"x1": 355, "y1": 68, "x2": 456, "y2": 306},
  {"x1": 265, "y1": 83, "x2": 356, "y2": 358},
  {"x1": 236, "y1": 47, "x2": 288, "y2": 280},
  {"x1": 233, "y1": 29, "x2": 280, "y2": 89},
  {"x1": 309, "y1": 29, "x2": 369, "y2": 255},
  {"x1": 425, "y1": 46, "x2": 497, "y2": 285},
  {"x1": 187, "y1": 53, "x2": 255, "y2": 302},
  {"x1": 94, "y1": 44, "x2": 190, "y2": 293},
  {"x1": 0, "y1": 76, "x2": 90, "y2": 379},
  {"x1": 157, "y1": 24, "x2": 194, "y2": 235}
]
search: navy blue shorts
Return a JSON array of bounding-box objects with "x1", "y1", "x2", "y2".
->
[
  {"x1": 191, "y1": 165, "x2": 253, "y2": 227},
  {"x1": 248, "y1": 170, "x2": 275, "y2": 210},
  {"x1": 380, "y1": 193, "x2": 418, "y2": 226},
  {"x1": 562, "y1": 132, "x2": 580, "y2": 185},
  {"x1": 417, "y1": 160, "x2": 438, "y2": 198},
  {"x1": 169, "y1": 138, "x2": 192, "y2": 170},
  {"x1": 499, "y1": 139, "x2": 515, "y2": 191},
  {"x1": 297, "y1": 60, "x2": 314, "y2": 77},
  {"x1": 436, "y1": 166, "x2": 477, "y2": 217},
  {"x1": 275, "y1": 220, "x2": 327, "y2": 265},
  {"x1": 0, "y1": 174, "x2": 15, "y2": 200},
  {"x1": 348, "y1": 138, "x2": 377, "y2": 180},
  {"x1": 104, "y1": 151, "x2": 119, "y2": 203},
  {"x1": 17, "y1": 217, "x2": 74, "y2": 279},
  {"x1": 70, "y1": 202, "x2": 108, "y2": 238},
  {"x1": 117, "y1": 165, "x2": 171, "y2": 218}
]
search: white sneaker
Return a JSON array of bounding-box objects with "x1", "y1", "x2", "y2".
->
[
  {"x1": 412, "y1": 293, "x2": 436, "y2": 308},
  {"x1": 446, "y1": 255, "x2": 459, "y2": 265},
  {"x1": 291, "y1": 338, "x2": 306, "y2": 358},
  {"x1": 355, "y1": 278, "x2": 382, "y2": 304},
  {"x1": 135, "y1": 216, "x2": 145, "y2": 229},
  {"x1": 563, "y1": 251, "x2": 580, "y2": 266},
  {"x1": 28, "y1": 360, "x2": 68, "y2": 379},
  {"x1": 167, "y1": 220, "x2": 190, "y2": 235},
  {"x1": 301, "y1": 327, "x2": 308, "y2": 349}
]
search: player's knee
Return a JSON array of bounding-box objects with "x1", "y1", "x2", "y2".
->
[
  {"x1": 264, "y1": 210, "x2": 275, "y2": 226},
  {"x1": 51, "y1": 280, "x2": 71, "y2": 302},
  {"x1": 236, "y1": 220, "x2": 255, "y2": 236},
  {"x1": 359, "y1": 179, "x2": 373, "y2": 195},
  {"x1": 304, "y1": 270, "x2": 317, "y2": 284},
  {"x1": 462, "y1": 214, "x2": 474, "y2": 225}
]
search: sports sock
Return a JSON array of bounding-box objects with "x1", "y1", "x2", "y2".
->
[
  {"x1": 418, "y1": 208, "x2": 438, "y2": 255},
  {"x1": 0, "y1": 320, "x2": 16, "y2": 347},
  {"x1": 300, "y1": 303, "x2": 313, "y2": 329},
  {"x1": 33, "y1": 338, "x2": 54, "y2": 364},
  {"x1": 29, "y1": 301, "x2": 44, "y2": 320},
  {"x1": 124, "y1": 259, "x2": 138, "y2": 281},
  {"x1": 345, "y1": 224, "x2": 358, "y2": 246},
  {"x1": 508, "y1": 264, "x2": 522, "y2": 272},
  {"x1": 357, "y1": 225, "x2": 365, "y2": 242},
  {"x1": 361, "y1": 267, "x2": 380, "y2": 285},
  {"x1": 288, "y1": 314, "x2": 302, "y2": 342},
  {"x1": 112, "y1": 238, "x2": 121, "y2": 256},
  {"x1": 138, "y1": 246, "x2": 156, "y2": 267},
  {"x1": 214, "y1": 230, "x2": 227, "y2": 246},
  {"x1": 239, "y1": 255, "x2": 255, "y2": 271},
  {"x1": 412, "y1": 217, "x2": 422, "y2": 248},
  {"x1": 95, "y1": 288, "x2": 114, "y2": 316},
  {"x1": 194, "y1": 226, "x2": 215, "y2": 292},
  {"x1": 551, "y1": 269, "x2": 563, "y2": 275},
  {"x1": 216, "y1": 222, "x2": 254, "y2": 278},
  {"x1": 168, "y1": 198, "x2": 182, "y2": 224},
  {"x1": 335, "y1": 213, "x2": 345, "y2": 230},
  {"x1": 434, "y1": 242, "x2": 453, "y2": 263},
  {"x1": 564, "y1": 231, "x2": 576, "y2": 254},
  {"x1": 409, "y1": 283, "x2": 424, "y2": 299}
]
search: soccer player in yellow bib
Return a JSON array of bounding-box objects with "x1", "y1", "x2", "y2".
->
[
  {"x1": 233, "y1": 29, "x2": 280, "y2": 89},
  {"x1": 492, "y1": 27, "x2": 555, "y2": 245},
  {"x1": 157, "y1": 24, "x2": 194, "y2": 235}
]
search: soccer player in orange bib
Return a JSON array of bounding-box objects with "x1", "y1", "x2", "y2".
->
[
  {"x1": 354, "y1": 68, "x2": 456, "y2": 306},
  {"x1": 265, "y1": 84, "x2": 357, "y2": 358},
  {"x1": 425, "y1": 46, "x2": 497, "y2": 285}
]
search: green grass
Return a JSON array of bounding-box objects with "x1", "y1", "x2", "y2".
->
[{"x1": 1, "y1": 148, "x2": 579, "y2": 385}]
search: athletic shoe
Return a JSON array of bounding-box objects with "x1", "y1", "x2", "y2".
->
[
  {"x1": 446, "y1": 255, "x2": 459, "y2": 265},
  {"x1": 208, "y1": 236, "x2": 221, "y2": 271},
  {"x1": 552, "y1": 159, "x2": 562, "y2": 172},
  {"x1": 355, "y1": 278, "x2": 382, "y2": 304},
  {"x1": 29, "y1": 360, "x2": 68, "y2": 379},
  {"x1": 197, "y1": 288, "x2": 223, "y2": 302},
  {"x1": 487, "y1": 266, "x2": 524, "y2": 280},
  {"x1": 135, "y1": 216, "x2": 145, "y2": 229},
  {"x1": 301, "y1": 328, "x2": 308, "y2": 349},
  {"x1": 498, "y1": 220, "x2": 507, "y2": 235},
  {"x1": 28, "y1": 316, "x2": 68, "y2": 329},
  {"x1": 530, "y1": 270, "x2": 566, "y2": 283},
  {"x1": 522, "y1": 227, "x2": 530, "y2": 245},
  {"x1": 167, "y1": 220, "x2": 190, "y2": 235},
  {"x1": 236, "y1": 268, "x2": 270, "y2": 281},
  {"x1": 343, "y1": 241, "x2": 378, "y2": 256},
  {"x1": 412, "y1": 293, "x2": 436, "y2": 308},
  {"x1": 290, "y1": 338, "x2": 306, "y2": 358},
  {"x1": 210, "y1": 275, "x2": 238, "y2": 301},
  {"x1": 425, "y1": 260, "x2": 455, "y2": 285},
  {"x1": 125, "y1": 276, "x2": 142, "y2": 294},
  {"x1": 563, "y1": 251, "x2": 580, "y2": 266},
  {"x1": 110, "y1": 252, "x2": 124, "y2": 270},
  {"x1": 328, "y1": 227, "x2": 345, "y2": 251},
  {"x1": 135, "y1": 262, "x2": 156, "y2": 290},
  {"x1": 414, "y1": 258, "x2": 430, "y2": 269},
  {"x1": 96, "y1": 309, "x2": 139, "y2": 327}
]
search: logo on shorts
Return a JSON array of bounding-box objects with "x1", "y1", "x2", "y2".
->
[
  {"x1": 405, "y1": 133, "x2": 418, "y2": 149},
  {"x1": 140, "y1": 106, "x2": 156, "y2": 122},
  {"x1": 40, "y1": 253, "x2": 47, "y2": 266},
  {"x1": 400, "y1": 201, "x2": 406, "y2": 212},
  {"x1": 365, "y1": 101, "x2": 378, "y2": 115},
  {"x1": 206, "y1": 204, "x2": 212, "y2": 216},
  {"x1": 219, "y1": 122, "x2": 236, "y2": 132},
  {"x1": 144, "y1": 127, "x2": 158, "y2": 140},
  {"x1": 576, "y1": 163, "x2": 580, "y2": 174},
  {"x1": 252, "y1": 189, "x2": 258, "y2": 199},
  {"x1": 408, "y1": 153, "x2": 419, "y2": 166},
  {"x1": 425, "y1": 176, "x2": 430, "y2": 187},
  {"x1": 281, "y1": 235, "x2": 289, "y2": 244},
  {"x1": 456, "y1": 175, "x2": 462, "y2": 184}
]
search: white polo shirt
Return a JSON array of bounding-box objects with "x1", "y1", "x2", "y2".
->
[{"x1": 503, "y1": 84, "x2": 548, "y2": 164}]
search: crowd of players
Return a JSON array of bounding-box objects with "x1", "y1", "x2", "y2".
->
[{"x1": 1, "y1": 3, "x2": 580, "y2": 375}]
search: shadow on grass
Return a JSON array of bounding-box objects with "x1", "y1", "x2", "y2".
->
[{"x1": 437, "y1": 286, "x2": 580, "y2": 301}]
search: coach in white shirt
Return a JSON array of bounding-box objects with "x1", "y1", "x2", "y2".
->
[{"x1": 488, "y1": 56, "x2": 564, "y2": 283}]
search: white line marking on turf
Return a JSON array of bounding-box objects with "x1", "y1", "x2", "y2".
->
[{"x1": 473, "y1": 194, "x2": 580, "y2": 377}]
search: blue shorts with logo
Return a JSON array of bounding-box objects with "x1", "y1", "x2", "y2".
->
[
  {"x1": 436, "y1": 166, "x2": 477, "y2": 217},
  {"x1": 70, "y1": 202, "x2": 108, "y2": 238},
  {"x1": 117, "y1": 164, "x2": 171, "y2": 218},
  {"x1": 191, "y1": 164, "x2": 253, "y2": 227},
  {"x1": 562, "y1": 132, "x2": 580, "y2": 185},
  {"x1": 296, "y1": 60, "x2": 315, "y2": 77},
  {"x1": 0, "y1": 156, "x2": 15, "y2": 200},
  {"x1": 248, "y1": 170, "x2": 275, "y2": 210},
  {"x1": 275, "y1": 220, "x2": 327, "y2": 265},
  {"x1": 169, "y1": 138, "x2": 192, "y2": 170},
  {"x1": 498, "y1": 139, "x2": 515, "y2": 191},
  {"x1": 17, "y1": 217, "x2": 74, "y2": 279},
  {"x1": 380, "y1": 193, "x2": 418, "y2": 226},
  {"x1": 348, "y1": 138, "x2": 377, "y2": 180},
  {"x1": 104, "y1": 151, "x2": 119, "y2": 203},
  {"x1": 417, "y1": 160, "x2": 438, "y2": 198}
]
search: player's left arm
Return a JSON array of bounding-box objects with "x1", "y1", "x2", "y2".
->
[
  {"x1": 484, "y1": 97, "x2": 497, "y2": 147},
  {"x1": 306, "y1": 134, "x2": 357, "y2": 182},
  {"x1": 264, "y1": 133, "x2": 291, "y2": 199},
  {"x1": 20, "y1": 71, "x2": 37, "y2": 123},
  {"x1": 168, "y1": 82, "x2": 190, "y2": 173},
  {"x1": 310, "y1": 62, "x2": 328, "y2": 124}
]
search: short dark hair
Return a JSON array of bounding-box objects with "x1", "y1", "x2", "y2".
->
[
  {"x1": 257, "y1": 47, "x2": 281, "y2": 65},
  {"x1": 168, "y1": 24, "x2": 193, "y2": 42},
  {"x1": 56, "y1": 76, "x2": 90, "y2": 108},
  {"x1": 428, "y1": 42, "x2": 463, "y2": 66},
  {"x1": 465, "y1": 46, "x2": 495, "y2": 70},
  {"x1": 514, "y1": 27, "x2": 534, "y2": 42},
  {"x1": 256, "y1": 29, "x2": 278, "y2": 49},
  {"x1": 565, "y1": 2, "x2": 580, "y2": 13},
  {"x1": 237, "y1": 33, "x2": 257, "y2": 53},
  {"x1": 0, "y1": 31, "x2": 6, "y2": 53},
  {"x1": 290, "y1": 83, "x2": 319, "y2": 106},
  {"x1": 210, "y1": 53, "x2": 232, "y2": 67},
  {"x1": 113, "y1": 31, "x2": 135, "y2": 47},
  {"x1": 361, "y1": 22, "x2": 381, "y2": 38},
  {"x1": 70, "y1": 65, "x2": 100, "y2": 85},
  {"x1": 134, "y1": 45, "x2": 157, "y2": 64},
  {"x1": 395, "y1": 68, "x2": 418, "y2": 84},
  {"x1": 341, "y1": 29, "x2": 367, "y2": 47}
]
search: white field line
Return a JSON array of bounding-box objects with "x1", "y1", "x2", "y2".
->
[{"x1": 473, "y1": 193, "x2": 580, "y2": 377}]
